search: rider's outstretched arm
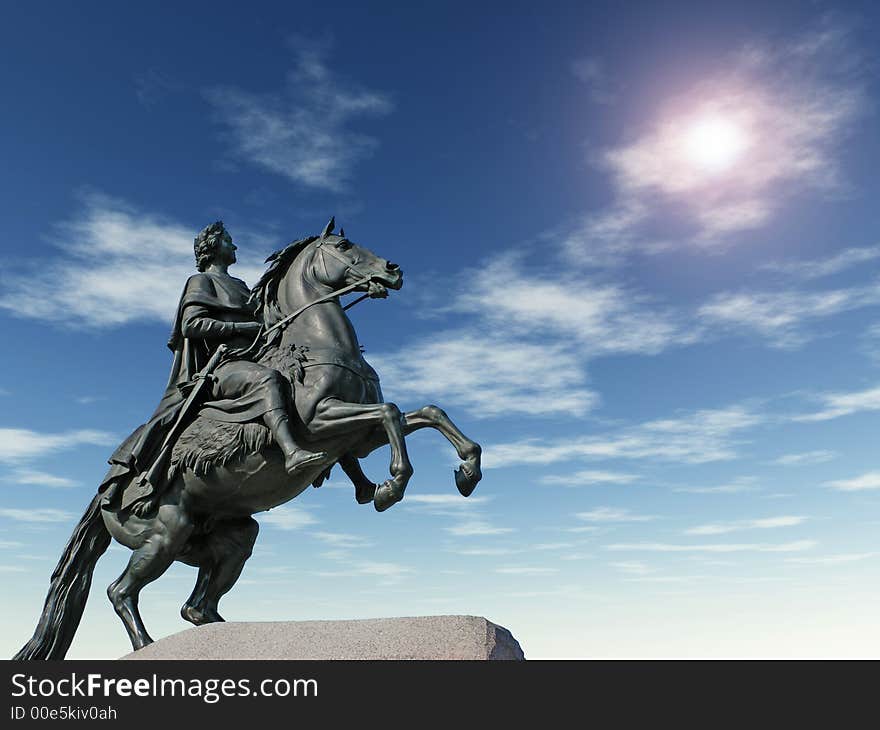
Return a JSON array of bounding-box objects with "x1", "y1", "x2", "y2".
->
[{"x1": 181, "y1": 304, "x2": 260, "y2": 342}]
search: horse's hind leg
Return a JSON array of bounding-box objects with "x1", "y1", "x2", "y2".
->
[
  {"x1": 180, "y1": 517, "x2": 259, "y2": 626},
  {"x1": 107, "y1": 503, "x2": 194, "y2": 651},
  {"x1": 339, "y1": 453, "x2": 378, "y2": 504}
]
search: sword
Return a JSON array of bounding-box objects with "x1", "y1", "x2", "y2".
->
[{"x1": 121, "y1": 344, "x2": 229, "y2": 510}]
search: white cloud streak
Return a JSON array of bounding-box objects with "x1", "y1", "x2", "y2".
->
[
  {"x1": 771, "y1": 451, "x2": 837, "y2": 466},
  {"x1": 761, "y1": 246, "x2": 880, "y2": 281},
  {"x1": 0, "y1": 428, "x2": 116, "y2": 464},
  {"x1": 495, "y1": 566, "x2": 560, "y2": 575},
  {"x1": 258, "y1": 505, "x2": 319, "y2": 530},
  {"x1": 541, "y1": 470, "x2": 638, "y2": 486},
  {"x1": 824, "y1": 472, "x2": 880, "y2": 492},
  {"x1": 0, "y1": 508, "x2": 75, "y2": 523},
  {"x1": 576, "y1": 507, "x2": 656, "y2": 523},
  {"x1": 785, "y1": 553, "x2": 876, "y2": 565},
  {"x1": 684, "y1": 515, "x2": 807, "y2": 536},
  {"x1": 604, "y1": 540, "x2": 817, "y2": 553},
  {"x1": 7, "y1": 469, "x2": 79, "y2": 489},
  {"x1": 483, "y1": 404, "x2": 762, "y2": 468},
  {"x1": 672, "y1": 476, "x2": 759, "y2": 494},
  {"x1": 698, "y1": 283, "x2": 880, "y2": 348},
  {"x1": 794, "y1": 384, "x2": 880, "y2": 422},
  {"x1": 444, "y1": 520, "x2": 515, "y2": 537},
  {"x1": 372, "y1": 332, "x2": 598, "y2": 419}
]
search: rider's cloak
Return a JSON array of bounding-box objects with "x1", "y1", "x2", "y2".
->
[{"x1": 98, "y1": 272, "x2": 261, "y2": 503}]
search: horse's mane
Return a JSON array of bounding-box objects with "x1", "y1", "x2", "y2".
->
[{"x1": 249, "y1": 235, "x2": 317, "y2": 326}]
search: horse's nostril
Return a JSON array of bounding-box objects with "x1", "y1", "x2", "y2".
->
[{"x1": 386, "y1": 261, "x2": 400, "y2": 271}]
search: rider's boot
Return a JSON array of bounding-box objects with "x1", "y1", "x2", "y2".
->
[{"x1": 264, "y1": 409, "x2": 327, "y2": 474}]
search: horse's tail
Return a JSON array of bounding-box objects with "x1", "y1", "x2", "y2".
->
[{"x1": 13, "y1": 492, "x2": 111, "y2": 660}]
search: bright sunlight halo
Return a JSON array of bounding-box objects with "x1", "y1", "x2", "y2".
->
[{"x1": 683, "y1": 116, "x2": 749, "y2": 173}]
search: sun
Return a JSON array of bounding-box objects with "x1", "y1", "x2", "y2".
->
[{"x1": 683, "y1": 115, "x2": 749, "y2": 173}]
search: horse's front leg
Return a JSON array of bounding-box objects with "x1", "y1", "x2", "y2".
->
[
  {"x1": 406, "y1": 405, "x2": 482, "y2": 496},
  {"x1": 350, "y1": 404, "x2": 482, "y2": 497},
  {"x1": 309, "y1": 398, "x2": 413, "y2": 511}
]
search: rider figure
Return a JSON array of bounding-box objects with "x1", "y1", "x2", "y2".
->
[{"x1": 100, "y1": 222, "x2": 325, "y2": 514}]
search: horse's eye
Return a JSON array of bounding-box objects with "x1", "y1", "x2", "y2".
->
[{"x1": 336, "y1": 240, "x2": 351, "y2": 251}]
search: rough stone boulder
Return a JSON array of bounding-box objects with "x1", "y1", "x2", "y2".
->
[{"x1": 121, "y1": 615, "x2": 525, "y2": 660}]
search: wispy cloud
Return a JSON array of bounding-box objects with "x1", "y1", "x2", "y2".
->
[
  {"x1": 205, "y1": 40, "x2": 392, "y2": 191},
  {"x1": 0, "y1": 508, "x2": 75, "y2": 523},
  {"x1": 313, "y1": 561, "x2": 414, "y2": 584},
  {"x1": 258, "y1": 505, "x2": 319, "y2": 530},
  {"x1": 609, "y1": 561, "x2": 654, "y2": 576},
  {"x1": 771, "y1": 450, "x2": 837, "y2": 466},
  {"x1": 452, "y1": 256, "x2": 695, "y2": 357},
  {"x1": 540, "y1": 470, "x2": 638, "y2": 486},
  {"x1": 310, "y1": 532, "x2": 373, "y2": 549},
  {"x1": 793, "y1": 384, "x2": 880, "y2": 422},
  {"x1": 785, "y1": 552, "x2": 876, "y2": 565},
  {"x1": 404, "y1": 494, "x2": 491, "y2": 508},
  {"x1": 684, "y1": 515, "x2": 807, "y2": 536},
  {"x1": 824, "y1": 472, "x2": 880, "y2": 492},
  {"x1": 495, "y1": 566, "x2": 560, "y2": 575},
  {"x1": 604, "y1": 540, "x2": 816, "y2": 553},
  {"x1": 6, "y1": 469, "x2": 79, "y2": 489},
  {"x1": 448, "y1": 546, "x2": 520, "y2": 557},
  {"x1": 483, "y1": 404, "x2": 762, "y2": 468},
  {"x1": 761, "y1": 246, "x2": 880, "y2": 280},
  {"x1": 697, "y1": 283, "x2": 880, "y2": 348},
  {"x1": 576, "y1": 507, "x2": 656, "y2": 523},
  {"x1": 672, "y1": 476, "x2": 759, "y2": 494},
  {"x1": 444, "y1": 519, "x2": 515, "y2": 537},
  {"x1": 373, "y1": 332, "x2": 598, "y2": 419},
  {"x1": 0, "y1": 428, "x2": 116, "y2": 463}
]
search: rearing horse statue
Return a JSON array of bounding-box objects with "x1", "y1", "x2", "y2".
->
[{"x1": 14, "y1": 218, "x2": 482, "y2": 659}]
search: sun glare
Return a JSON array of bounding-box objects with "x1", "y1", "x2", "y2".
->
[{"x1": 683, "y1": 116, "x2": 749, "y2": 173}]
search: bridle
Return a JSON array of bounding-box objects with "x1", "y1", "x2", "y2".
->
[
  {"x1": 237, "y1": 236, "x2": 378, "y2": 357},
  {"x1": 315, "y1": 235, "x2": 375, "y2": 284}
]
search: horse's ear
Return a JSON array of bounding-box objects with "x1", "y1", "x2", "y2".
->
[
  {"x1": 321, "y1": 216, "x2": 335, "y2": 238},
  {"x1": 339, "y1": 227, "x2": 345, "y2": 237}
]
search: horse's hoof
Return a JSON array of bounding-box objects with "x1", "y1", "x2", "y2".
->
[
  {"x1": 356, "y1": 482, "x2": 377, "y2": 505},
  {"x1": 455, "y1": 461, "x2": 482, "y2": 497},
  {"x1": 181, "y1": 604, "x2": 225, "y2": 626},
  {"x1": 132, "y1": 635, "x2": 155, "y2": 652},
  {"x1": 374, "y1": 481, "x2": 403, "y2": 512}
]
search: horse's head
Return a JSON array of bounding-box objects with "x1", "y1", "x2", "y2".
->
[
  {"x1": 251, "y1": 217, "x2": 404, "y2": 327},
  {"x1": 307, "y1": 216, "x2": 403, "y2": 298}
]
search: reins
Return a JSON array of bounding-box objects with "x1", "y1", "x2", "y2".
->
[{"x1": 236, "y1": 236, "x2": 380, "y2": 359}]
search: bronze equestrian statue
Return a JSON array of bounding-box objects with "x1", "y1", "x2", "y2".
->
[{"x1": 14, "y1": 218, "x2": 482, "y2": 659}]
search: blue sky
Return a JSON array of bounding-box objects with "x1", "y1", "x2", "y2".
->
[{"x1": 2, "y1": 1, "x2": 880, "y2": 658}]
